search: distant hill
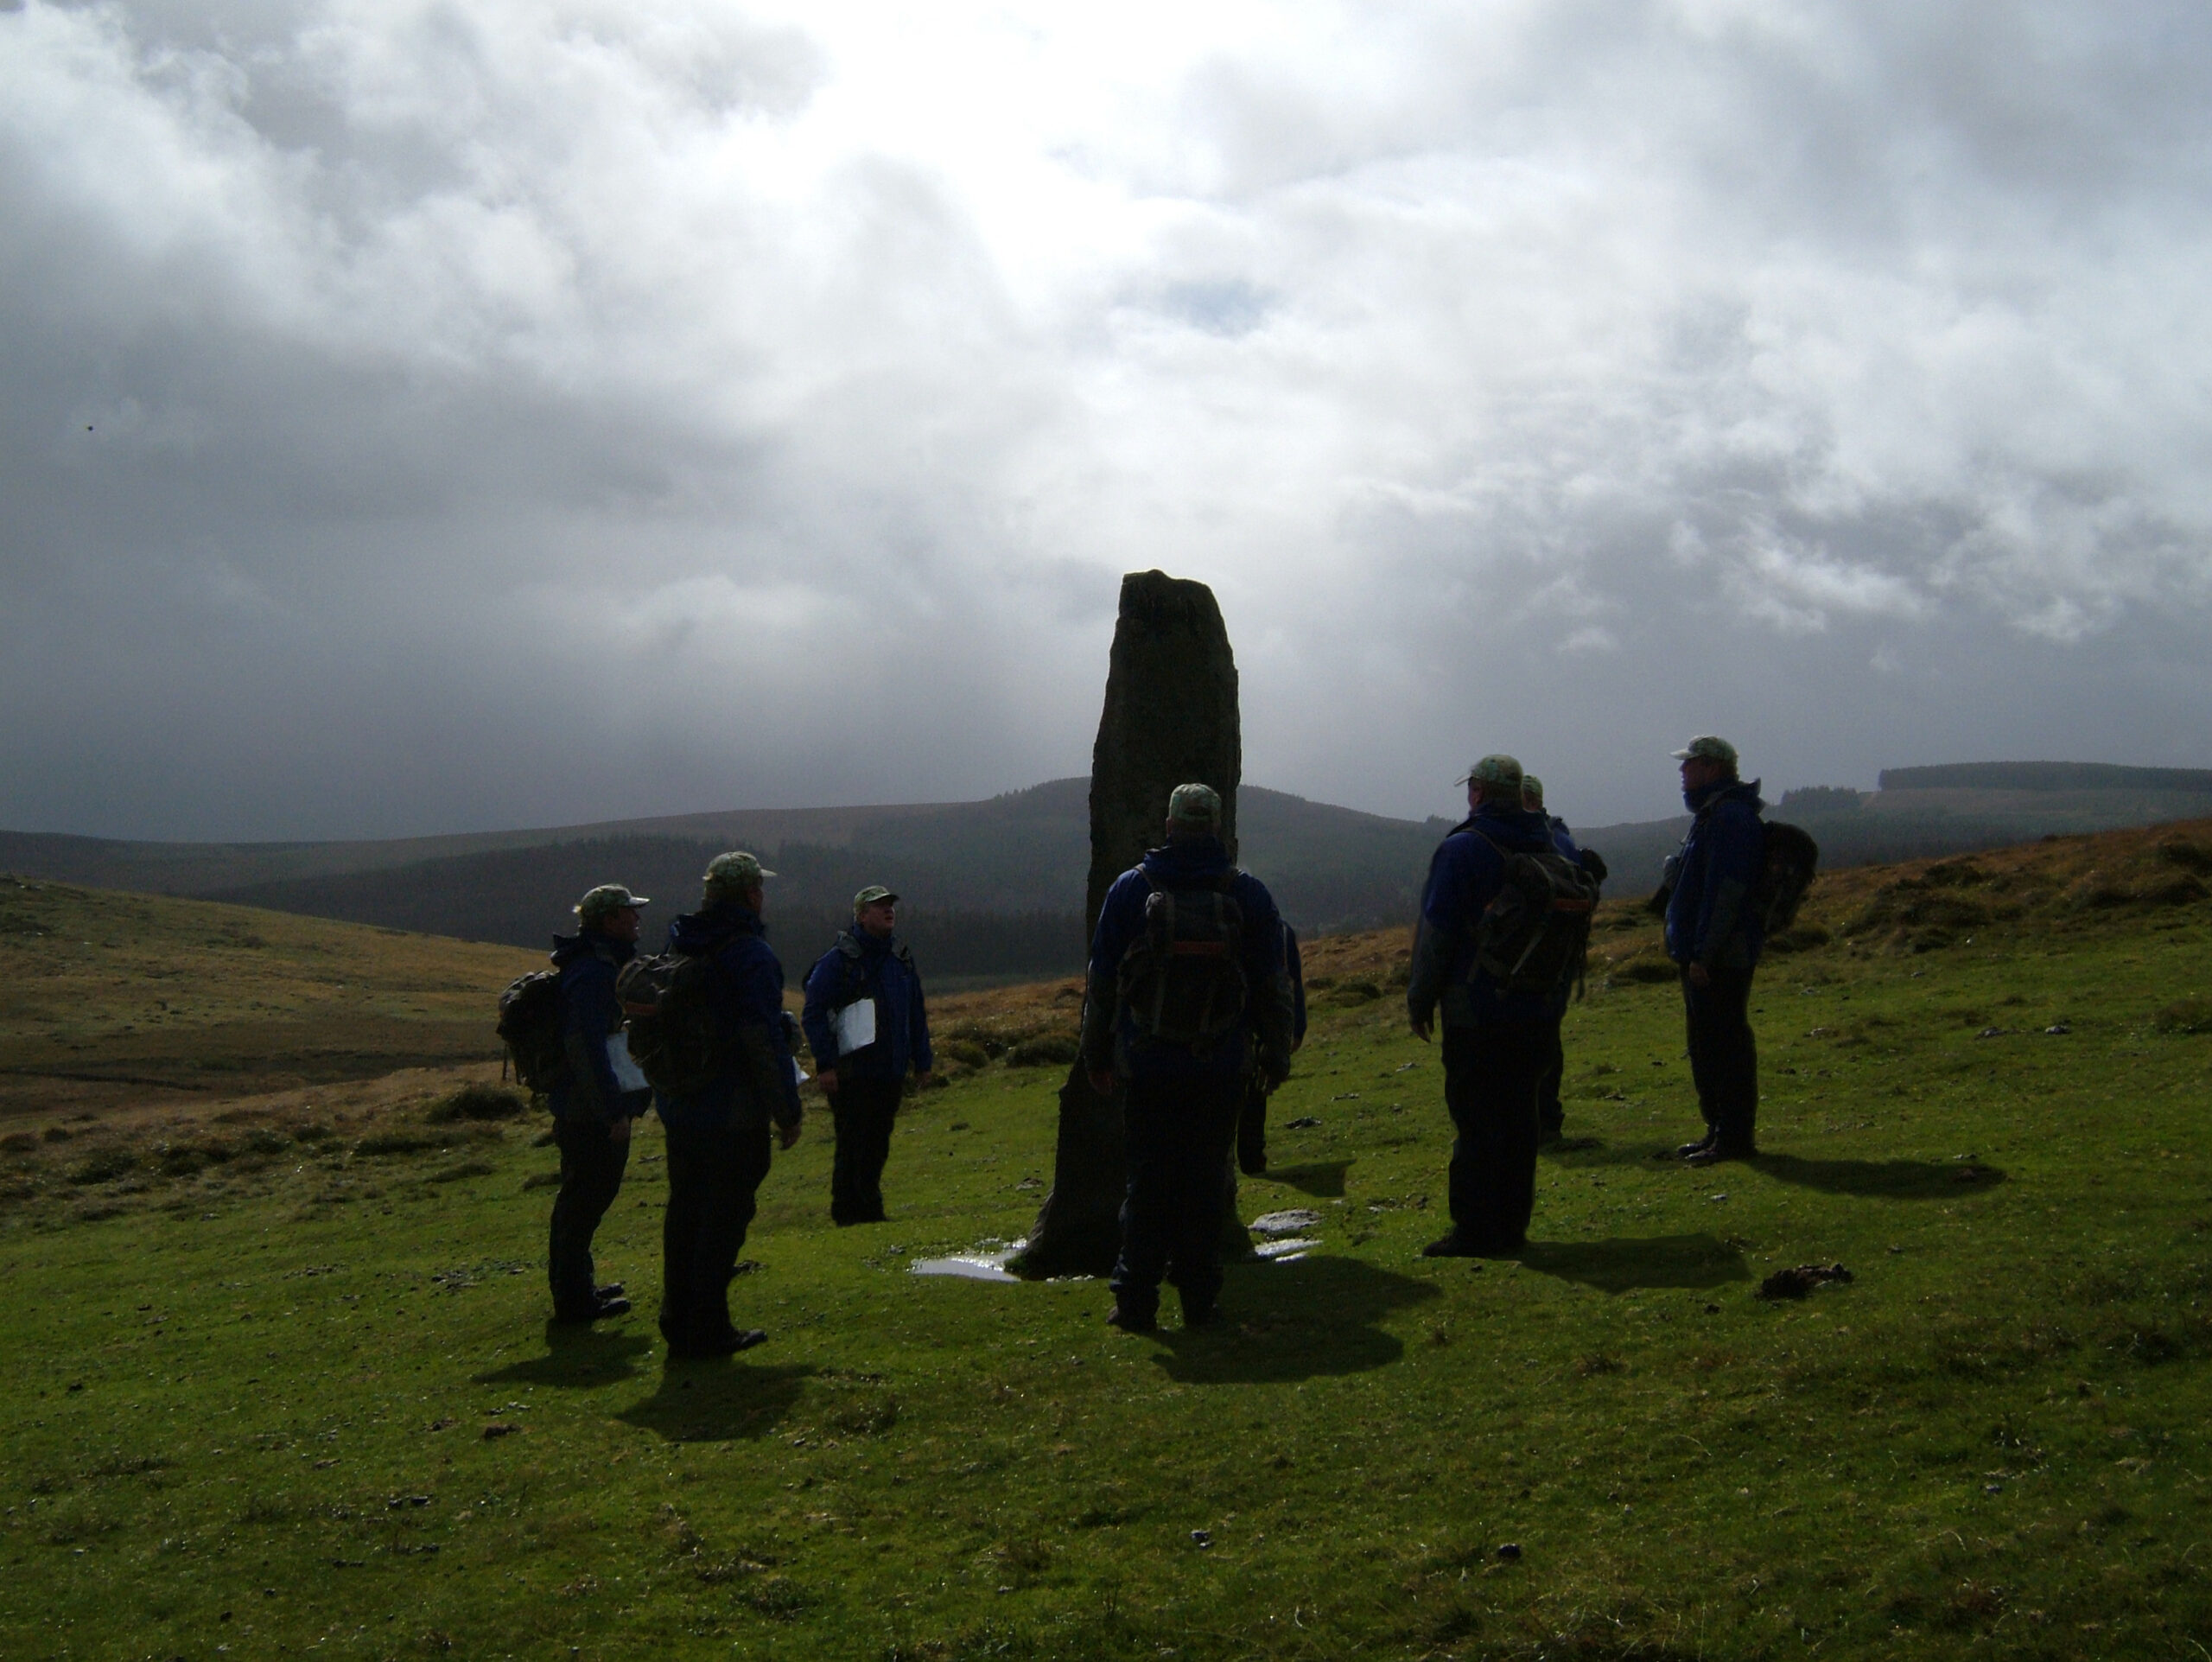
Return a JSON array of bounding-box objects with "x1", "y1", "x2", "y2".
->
[{"x1": 10, "y1": 764, "x2": 2211, "y2": 974}]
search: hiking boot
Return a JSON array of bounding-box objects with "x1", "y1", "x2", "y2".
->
[
  {"x1": 1683, "y1": 1143, "x2": 1756, "y2": 1168},
  {"x1": 1421, "y1": 1232, "x2": 1484, "y2": 1258},
  {"x1": 552, "y1": 1291, "x2": 629, "y2": 1325},
  {"x1": 1106, "y1": 1303, "x2": 1158, "y2": 1334},
  {"x1": 594, "y1": 1283, "x2": 626, "y2": 1301},
  {"x1": 1236, "y1": 1149, "x2": 1268, "y2": 1176},
  {"x1": 1675, "y1": 1130, "x2": 1717, "y2": 1159}
]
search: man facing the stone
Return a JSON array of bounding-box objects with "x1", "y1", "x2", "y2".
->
[
  {"x1": 654, "y1": 851, "x2": 804, "y2": 1359},
  {"x1": 1663, "y1": 736, "x2": 1768, "y2": 1166},
  {"x1": 802, "y1": 885, "x2": 933, "y2": 1226},
  {"x1": 1082, "y1": 783, "x2": 1294, "y2": 1332},
  {"x1": 545, "y1": 882, "x2": 653, "y2": 1323},
  {"x1": 1408, "y1": 755, "x2": 1563, "y2": 1257}
]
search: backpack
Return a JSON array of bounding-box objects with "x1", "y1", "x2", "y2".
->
[
  {"x1": 615, "y1": 951, "x2": 728, "y2": 1097},
  {"x1": 1755, "y1": 821, "x2": 1820, "y2": 934},
  {"x1": 1469, "y1": 835, "x2": 1603, "y2": 998},
  {"x1": 495, "y1": 970, "x2": 567, "y2": 1093},
  {"x1": 1116, "y1": 872, "x2": 1249, "y2": 1048}
]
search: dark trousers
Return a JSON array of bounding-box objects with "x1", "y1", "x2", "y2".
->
[
  {"x1": 1535, "y1": 1014, "x2": 1566, "y2": 1142},
  {"x1": 1440, "y1": 1021, "x2": 1544, "y2": 1251},
  {"x1": 1682, "y1": 966, "x2": 1759, "y2": 1150},
  {"x1": 659, "y1": 1118, "x2": 772, "y2": 1347},
  {"x1": 1111, "y1": 1073, "x2": 1244, "y2": 1320},
  {"x1": 1236, "y1": 1074, "x2": 1269, "y2": 1175},
  {"x1": 548, "y1": 1116, "x2": 631, "y2": 1317},
  {"x1": 830, "y1": 1077, "x2": 903, "y2": 1224}
]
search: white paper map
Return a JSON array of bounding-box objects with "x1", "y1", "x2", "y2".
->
[
  {"x1": 606, "y1": 1032, "x2": 650, "y2": 1093},
  {"x1": 833, "y1": 998, "x2": 877, "y2": 1055}
]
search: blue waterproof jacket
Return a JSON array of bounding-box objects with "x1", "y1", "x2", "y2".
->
[
  {"x1": 546, "y1": 929, "x2": 649, "y2": 1124},
  {"x1": 1664, "y1": 779, "x2": 1767, "y2": 971},
  {"x1": 802, "y1": 927, "x2": 934, "y2": 1082},
  {"x1": 1407, "y1": 803, "x2": 1562, "y2": 1028},
  {"x1": 654, "y1": 902, "x2": 804, "y2": 1134},
  {"x1": 1081, "y1": 837, "x2": 1294, "y2": 1084}
]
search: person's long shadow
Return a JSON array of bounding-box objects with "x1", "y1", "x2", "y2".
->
[
  {"x1": 1149, "y1": 1254, "x2": 1436, "y2": 1385},
  {"x1": 617, "y1": 1361, "x2": 814, "y2": 1443},
  {"x1": 1517, "y1": 1234, "x2": 1751, "y2": 1295},
  {"x1": 1251, "y1": 1159, "x2": 1352, "y2": 1199},
  {"x1": 475, "y1": 1322, "x2": 656, "y2": 1389},
  {"x1": 1757, "y1": 1154, "x2": 2008, "y2": 1199}
]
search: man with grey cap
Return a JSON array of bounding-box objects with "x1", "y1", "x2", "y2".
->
[
  {"x1": 1407, "y1": 755, "x2": 1564, "y2": 1256},
  {"x1": 654, "y1": 851, "x2": 804, "y2": 1359},
  {"x1": 802, "y1": 885, "x2": 934, "y2": 1225},
  {"x1": 544, "y1": 883, "x2": 653, "y2": 1323},
  {"x1": 1081, "y1": 783, "x2": 1294, "y2": 1332},
  {"x1": 1662, "y1": 736, "x2": 1768, "y2": 1165}
]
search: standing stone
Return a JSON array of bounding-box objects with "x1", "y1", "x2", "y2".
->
[{"x1": 1011, "y1": 570, "x2": 1248, "y2": 1279}]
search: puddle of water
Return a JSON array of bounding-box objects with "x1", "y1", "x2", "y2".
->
[
  {"x1": 1253, "y1": 1238, "x2": 1319, "y2": 1260},
  {"x1": 910, "y1": 1245, "x2": 1021, "y2": 1282}
]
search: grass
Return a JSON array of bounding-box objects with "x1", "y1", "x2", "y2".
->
[{"x1": 3, "y1": 824, "x2": 2212, "y2": 1657}]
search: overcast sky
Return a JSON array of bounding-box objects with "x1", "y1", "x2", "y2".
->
[{"x1": 5, "y1": 0, "x2": 2209, "y2": 840}]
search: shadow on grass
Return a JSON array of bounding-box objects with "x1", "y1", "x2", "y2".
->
[
  {"x1": 1757, "y1": 1154, "x2": 2008, "y2": 1199},
  {"x1": 1255, "y1": 1159, "x2": 1352, "y2": 1199},
  {"x1": 1149, "y1": 1254, "x2": 1435, "y2": 1385},
  {"x1": 476, "y1": 1323, "x2": 656, "y2": 1389},
  {"x1": 617, "y1": 1361, "x2": 814, "y2": 1443},
  {"x1": 1518, "y1": 1234, "x2": 1751, "y2": 1295}
]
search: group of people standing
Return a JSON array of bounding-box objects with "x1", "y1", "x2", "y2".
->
[
  {"x1": 535, "y1": 735, "x2": 1771, "y2": 1350},
  {"x1": 543, "y1": 852, "x2": 931, "y2": 1358}
]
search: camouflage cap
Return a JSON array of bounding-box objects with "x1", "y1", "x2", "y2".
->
[
  {"x1": 1671, "y1": 735, "x2": 1739, "y2": 767},
  {"x1": 702, "y1": 850, "x2": 776, "y2": 900},
  {"x1": 1458, "y1": 755, "x2": 1524, "y2": 791},
  {"x1": 1521, "y1": 774, "x2": 1546, "y2": 808},
  {"x1": 575, "y1": 883, "x2": 650, "y2": 924},
  {"x1": 1166, "y1": 782, "x2": 1223, "y2": 826},
  {"x1": 852, "y1": 884, "x2": 899, "y2": 912}
]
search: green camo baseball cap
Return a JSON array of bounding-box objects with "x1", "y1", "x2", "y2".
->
[
  {"x1": 575, "y1": 883, "x2": 649, "y2": 924},
  {"x1": 853, "y1": 884, "x2": 899, "y2": 912},
  {"x1": 1458, "y1": 755, "x2": 1523, "y2": 790},
  {"x1": 702, "y1": 850, "x2": 776, "y2": 899},
  {"x1": 1521, "y1": 774, "x2": 1546, "y2": 808},
  {"x1": 1166, "y1": 782, "x2": 1223, "y2": 826},
  {"x1": 1671, "y1": 735, "x2": 1739, "y2": 767}
]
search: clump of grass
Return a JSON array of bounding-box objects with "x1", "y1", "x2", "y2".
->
[
  {"x1": 1607, "y1": 959, "x2": 1677, "y2": 985},
  {"x1": 2154, "y1": 997, "x2": 2212, "y2": 1035},
  {"x1": 1004, "y1": 1035, "x2": 1078, "y2": 1068},
  {"x1": 425, "y1": 1083, "x2": 528, "y2": 1124},
  {"x1": 66, "y1": 1149, "x2": 136, "y2": 1186}
]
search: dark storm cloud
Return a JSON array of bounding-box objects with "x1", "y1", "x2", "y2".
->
[{"x1": 3, "y1": 0, "x2": 2208, "y2": 838}]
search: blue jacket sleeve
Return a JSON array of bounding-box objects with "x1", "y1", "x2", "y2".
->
[
  {"x1": 721, "y1": 939, "x2": 804, "y2": 1126},
  {"x1": 799, "y1": 948, "x2": 842, "y2": 1071},
  {"x1": 1079, "y1": 872, "x2": 1145, "y2": 1070},
  {"x1": 560, "y1": 958, "x2": 628, "y2": 1120}
]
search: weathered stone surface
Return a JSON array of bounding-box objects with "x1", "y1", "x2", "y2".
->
[{"x1": 1010, "y1": 570, "x2": 1247, "y2": 1279}]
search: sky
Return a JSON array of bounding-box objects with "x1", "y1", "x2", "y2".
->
[{"x1": 5, "y1": 0, "x2": 2210, "y2": 840}]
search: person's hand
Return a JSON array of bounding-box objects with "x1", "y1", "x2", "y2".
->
[
  {"x1": 1410, "y1": 1016, "x2": 1433, "y2": 1043},
  {"x1": 607, "y1": 1115, "x2": 632, "y2": 1143},
  {"x1": 778, "y1": 1119, "x2": 802, "y2": 1150},
  {"x1": 1687, "y1": 963, "x2": 1712, "y2": 990},
  {"x1": 816, "y1": 1067, "x2": 838, "y2": 1094},
  {"x1": 1087, "y1": 1068, "x2": 1115, "y2": 1098}
]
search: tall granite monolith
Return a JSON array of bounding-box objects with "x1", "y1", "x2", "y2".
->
[{"x1": 1010, "y1": 570, "x2": 1248, "y2": 1279}]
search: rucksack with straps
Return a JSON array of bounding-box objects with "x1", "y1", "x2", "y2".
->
[
  {"x1": 495, "y1": 970, "x2": 567, "y2": 1093},
  {"x1": 1116, "y1": 871, "x2": 1249, "y2": 1048},
  {"x1": 1469, "y1": 834, "x2": 1603, "y2": 998},
  {"x1": 1755, "y1": 820, "x2": 1820, "y2": 933},
  {"x1": 830, "y1": 933, "x2": 915, "y2": 1011},
  {"x1": 615, "y1": 951, "x2": 728, "y2": 1096}
]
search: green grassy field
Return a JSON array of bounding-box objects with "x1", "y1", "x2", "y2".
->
[{"x1": 3, "y1": 826, "x2": 2210, "y2": 1659}]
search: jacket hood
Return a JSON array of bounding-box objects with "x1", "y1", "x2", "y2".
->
[
  {"x1": 1686, "y1": 777, "x2": 1765, "y2": 815},
  {"x1": 1140, "y1": 836, "x2": 1232, "y2": 883},
  {"x1": 666, "y1": 902, "x2": 764, "y2": 957},
  {"x1": 550, "y1": 929, "x2": 634, "y2": 968},
  {"x1": 1453, "y1": 803, "x2": 1560, "y2": 853}
]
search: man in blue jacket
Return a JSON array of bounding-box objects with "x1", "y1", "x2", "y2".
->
[
  {"x1": 1662, "y1": 736, "x2": 1767, "y2": 1166},
  {"x1": 1408, "y1": 755, "x2": 1561, "y2": 1256},
  {"x1": 1522, "y1": 775, "x2": 1606, "y2": 1145},
  {"x1": 546, "y1": 882, "x2": 654, "y2": 1323},
  {"x1": 655, "y1": 851, "x2": 805, "y2": 1360},
  {"x1": 802, "y1": 884, "x2": 933, "y2": 1226},
  {"x1": 1081, "y1": 783, "x2": 1295, "y2": 1333}
]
